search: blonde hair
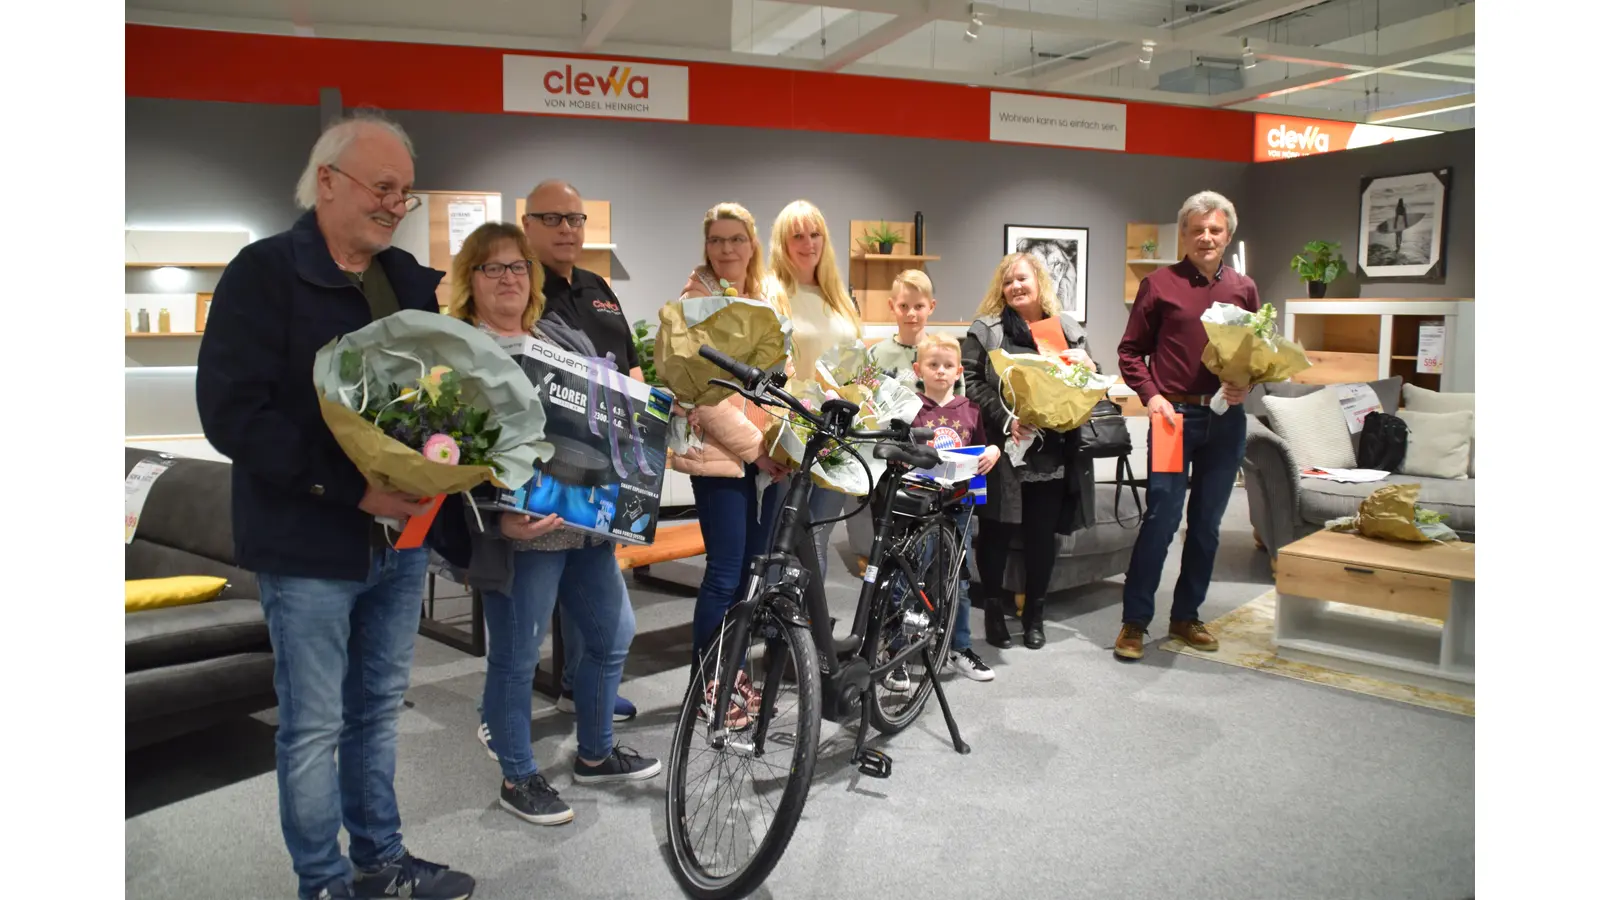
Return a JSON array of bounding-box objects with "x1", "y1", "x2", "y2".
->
[
  {"x1": 891, "y1": 269, "x2": 935, "y2": 302},
  {"x1": 447, "y1": 222, "x2": 545, "y2": 331},
  {"x1": 974, "y1": 252, "x2": 1062, "y2": 319},
  {"x1": 915, "y1": 331, "x2": 962, "y2": 360},
  {"x1": 701, "y1": 202, "x2": 769, "y2": 300},
  {"x1": 767, "y1": 200, "x2": 860, "y2": 334}
]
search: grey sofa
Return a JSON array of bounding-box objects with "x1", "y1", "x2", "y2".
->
[
  {"x1": 843, "y1": 481, "x2": 1142, "y2": 595},
  {"x1": 126, "y1": 447, "x2": 278, "y2": 750},
  {"x1": 1241, "y1": 377, "x2": 1476, "y2": 559}
]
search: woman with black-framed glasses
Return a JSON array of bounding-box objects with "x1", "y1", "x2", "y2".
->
[{"x1": 446, "y1": 221, "x2": 661, "y2": 831}]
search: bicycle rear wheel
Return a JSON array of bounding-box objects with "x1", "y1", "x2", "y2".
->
[
  {"x1": 865, "y1": 518, "x2": 960, "y2": 735},
  {"x1": 665, "y1": 608, "x2": 821, "y2": 900}
]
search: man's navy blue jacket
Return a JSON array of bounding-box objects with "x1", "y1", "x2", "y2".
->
[{"x1": 196, "y1": 210, "x2": 471, "y2": 581}]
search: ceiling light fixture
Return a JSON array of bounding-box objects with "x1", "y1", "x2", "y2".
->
[
  {"x1": 964, "y1": 3, "x2": 984, "y2": 41},
  {"x1": 1139, "y1": 39, "x2": 1155, "y2": 69},
  {"x1": 1241, "y1": 37, "x2": 1256, "y2": 69}
]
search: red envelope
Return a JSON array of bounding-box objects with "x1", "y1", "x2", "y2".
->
[
  {"x1": 1030, "y1": 319, "x2": 1068, "y2": 357},
  {"x1": 1151, "y1": 413, "x2": 1184, "y2": 474}
]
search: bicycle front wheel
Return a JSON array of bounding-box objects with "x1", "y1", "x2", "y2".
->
[{"x1": 665, "y1": 609, "x2": 821, "y2": 900}]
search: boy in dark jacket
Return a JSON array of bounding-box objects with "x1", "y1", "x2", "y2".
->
[{"x1": 904, "y1": 334, "x2": 999, "y2": 683}]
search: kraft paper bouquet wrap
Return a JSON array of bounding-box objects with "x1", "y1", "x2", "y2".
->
[
  {"x1": 1324, "y1": 483, "x2": 1459, "y2": 543},
  {"x1": 1199, "y1": 302, "x2": 1313, "y2": 415},
  {"x1": 988, "y1": 348, "x2": 1118, "y2": 466},
  {"x1": 655, "y1": 292, "x2": 792, "y2": 453},
  {"x1": 763, "y1": 340, "x2": 923, "y2": 496},
  {"x1": 312, "y1": 310, "x2": 553, "y2": 538}
]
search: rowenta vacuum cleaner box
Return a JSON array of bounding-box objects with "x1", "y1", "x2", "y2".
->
[{"x1": 478, "y1": 336, "x2": 672, "y2": 545}]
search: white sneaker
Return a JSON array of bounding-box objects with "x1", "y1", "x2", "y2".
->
[
  {"x1": 477, "y1": 722, "x2": 499, "y2": 761},
  {"x1": 884, "y1": 664, "x2": 911, "y2": 693},
  {"x1": 950, "y1": 648, "x2": 995, "y2": 682}
]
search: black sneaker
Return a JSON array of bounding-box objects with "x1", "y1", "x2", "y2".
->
[
  {"x1": 572, "y1": 745, "x2": 662, "y2": 784},
  {"x1": 351, "y1": 852, "x2": 475, "y2": 899},
  {"x1": 500, "y1": 773, "x2": 574, "y2": 826}
]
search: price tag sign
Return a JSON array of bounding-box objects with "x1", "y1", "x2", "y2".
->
[
  {"x1": 126, "y1": 458, "x2": 175, "y2": 543},
  {"x1": 1417, "y1": 324, "x2": 1446, "y2": 374}
]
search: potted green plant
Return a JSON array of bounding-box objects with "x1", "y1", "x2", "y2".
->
[
  {"x1": 1291, "y1": 240, "x2": 1348, "y2": 298},
  {"x1": 862, "y1": 222, "x2": 904, "y2": 255},
  {"x1": 1139, "y1": 238, "x2": 1159, "y2": 259},
  {"x1": 631, "y1": 318, "x2": 664, "y2": 388}
]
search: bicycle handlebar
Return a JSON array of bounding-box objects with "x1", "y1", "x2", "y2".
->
[{"x1": 699, "y1": 345, "x2": 929, "y2": 451}]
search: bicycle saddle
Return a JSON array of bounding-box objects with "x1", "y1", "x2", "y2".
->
[{"x1": 874, "y1": 443, "x2": 940, "y2": 470}]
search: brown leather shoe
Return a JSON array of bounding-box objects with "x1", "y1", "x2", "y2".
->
[
  {"x1": 1168, "y1": 619, "x2": 1219, "y2": 652},
  {"x1": 1113, "y1": 624, "x2": 1146, "y2": 660}
]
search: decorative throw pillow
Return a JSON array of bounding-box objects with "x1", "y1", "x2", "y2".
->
[
  {"x1": 1262, "y1": 389, "x2": 1357, "y2": 469},
  {"x1": 1396, "y1": 409, "x2": 1473, "y2": 480},
  {"x1": 1401, "y1": 384, "x2": 1475, "y2": 477},
  {"x1": 125, "y1": 575, "x2": 228, "y2": 613}
]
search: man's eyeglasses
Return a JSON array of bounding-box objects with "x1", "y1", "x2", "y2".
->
[
  {"x1": 706, "y1": 235, "x2": 751, "y2": 248},
  {"x1": 474, "y1": 260, "x2": 535, "y2": 279},
  {"x1": 328, "y1": 164, "x2": 421, "y2": 212},
  {"x1": 524, "y1": 211, "x2": 588, "y2": 228}
]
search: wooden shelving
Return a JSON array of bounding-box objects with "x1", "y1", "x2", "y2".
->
[
  {"x1": 1124, "y1": 222, "x2": 1180, "y2": 305},
  {"x1": 848, "y1": 219, "x2": 935, "y2": 324}
]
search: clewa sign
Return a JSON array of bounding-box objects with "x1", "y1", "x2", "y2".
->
[{"x1": 504, "y1": 54, "x2": 689, "y2": 122}]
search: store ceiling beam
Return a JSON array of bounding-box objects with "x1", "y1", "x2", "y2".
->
[
  {"x1": 819, "y1": 4, "x2": 941, "y2": 72},
  {"x1": 579, "y1": 0, "x2": 634, "y2": 51},
  {"x1": 734, "y1": 2, "x2": 817, "y2": 53},
  {"x1": 1028, "y1": 0, "x2": 1331, "y2": 89},
  {"x1": 1205, "y1": 33, "x2": 1476, "y2": 106},
  {"x1": 1386, "y1": 61, "x2": 1476, "y2": 84},
  {"x1": 1366, "y1": 92, "x2": 1475, "y2": 124}
]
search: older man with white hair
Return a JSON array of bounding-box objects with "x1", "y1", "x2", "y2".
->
[
  {"x1": 196, "y1": 112, "x2": 476, "y2": 900},
  {"x1": 1113, "y1": 190, "x2": 1259, "y2": 662}
]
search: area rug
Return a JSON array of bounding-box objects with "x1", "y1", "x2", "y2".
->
[{"x1": 1160, "y1": 590, "x2": 1474, "y2": 717}]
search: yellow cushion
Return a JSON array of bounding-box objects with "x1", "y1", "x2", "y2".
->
[{"x1": 125, "y1": 576, "x2": 228, "y2": 613}]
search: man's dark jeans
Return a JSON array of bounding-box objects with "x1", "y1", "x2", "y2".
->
[{"x1": 1121, "y1": 401, "x2": 1248, "y2": 627}]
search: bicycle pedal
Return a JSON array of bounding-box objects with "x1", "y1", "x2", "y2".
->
[{"x1": 855, "y1": 748, "x2": 892, "y2": 779}]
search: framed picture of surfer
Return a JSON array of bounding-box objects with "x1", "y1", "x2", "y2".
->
[{"x1": 1358, "y1": 168, "x2": 1451, "y2": 279}]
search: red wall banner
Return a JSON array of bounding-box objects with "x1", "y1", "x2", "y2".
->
[{"x1": 125, "y1": 24, "x2": 1256, "y2": 163}]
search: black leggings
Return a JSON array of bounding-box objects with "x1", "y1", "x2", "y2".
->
[{"x1": 975, "y1": 476, "x2": 1066, "y2": 606}]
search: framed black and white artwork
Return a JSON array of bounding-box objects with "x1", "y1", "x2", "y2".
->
[
  {"x1": 1004, "y1": 224, "x2": 1089, "y2": 323},
  {"x1": 1358, "y1": 168, "x2": 1450, "y2": 279}
]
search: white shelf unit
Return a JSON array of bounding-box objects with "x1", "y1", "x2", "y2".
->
[{"x1": 1282, "y1": 298, "x2": 1474, "y2": 394}]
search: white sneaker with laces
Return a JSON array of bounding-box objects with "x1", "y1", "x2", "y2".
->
[
  {"x1": 950, "y1": 647, "x2": 995, "y2": 682},
  {"x1": 884, "y1": 664, "x2": 911, "y2": 693}
]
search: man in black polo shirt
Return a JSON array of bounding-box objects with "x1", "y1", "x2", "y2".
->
[
  {"x1": 518, "y1": 178, "x2": 641, "y2": 722},
  {"x1": 522, "y1": 179, "x2": 642, "y2": 380}
]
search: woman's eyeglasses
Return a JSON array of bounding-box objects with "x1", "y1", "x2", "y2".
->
[{"x1": 474, "y1": 260, "x2": 534, "y2": 278}]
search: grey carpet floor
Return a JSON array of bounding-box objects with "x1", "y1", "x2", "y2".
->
[{"x1": 125, "y1": 488, "x2": 1474, "y2": 900}]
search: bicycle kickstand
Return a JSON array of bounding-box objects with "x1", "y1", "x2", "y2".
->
[
  {"x1": 850, "y1": 690, "x2": 892, "y2": 779},
  {"x1": 923, "y1": 647, "x2": 972, "y2": 755}
]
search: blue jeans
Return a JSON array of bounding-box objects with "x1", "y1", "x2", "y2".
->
[
  {"x1": 481, "y1": 540, "x2": 636, "y2": 781},
  {"x1": 1122, "y1": 402, "x2": 1248, "y2": 626},
  {"x1": 951, "y1": 506, "x2": 975, "y2": 652},
  {"x1": 257, "y1": 546, "x2": 429, "y2": 900},
  {"x1": 690, "y1": 465, "x2": 763, "y2": 662}
]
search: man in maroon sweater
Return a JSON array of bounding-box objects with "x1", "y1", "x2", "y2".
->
[{"x1": 1114, "y1": 191, "x2": 1259, "y2": 661}]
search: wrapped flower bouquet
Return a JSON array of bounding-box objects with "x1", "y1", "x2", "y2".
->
[
  {"x1": 312, "y1": 310, "x2": 552, "y2": 544},
  {"x1": 1199, "y1": 302, "x2": 1312, "y2": 415}
]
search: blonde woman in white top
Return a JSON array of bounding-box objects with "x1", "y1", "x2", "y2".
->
[{"x1": 757, "y1": 199, "x2": 863, "y2": 580}]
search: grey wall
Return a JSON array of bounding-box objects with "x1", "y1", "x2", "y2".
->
[
  {"x1": 1243, "y1": 128, "x2": 1474, "y2": 304},
  {"x1": 126, "y1": 97, "x2": 1248, "y2": 366}
]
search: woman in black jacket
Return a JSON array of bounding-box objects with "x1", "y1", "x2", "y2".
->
[{"x1": 961, "y1": 251, "x2": 1100, "y2": 649}]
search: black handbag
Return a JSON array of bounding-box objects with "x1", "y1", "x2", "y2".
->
[
  {"x1": 1079, "y1": 398, "x2": 1133, "y2": 459},
  {"x1": 1357, "y1": 412, "x2": 1409, "y2": 470}
]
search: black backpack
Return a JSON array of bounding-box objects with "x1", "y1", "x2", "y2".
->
[{"x1": 1357, "y1": 412, "x2": 1409, "y2": 470}]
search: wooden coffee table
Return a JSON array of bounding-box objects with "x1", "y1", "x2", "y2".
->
[{"x1": 1273, "y1": 530, "x2": 1475, "y2": 695}]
